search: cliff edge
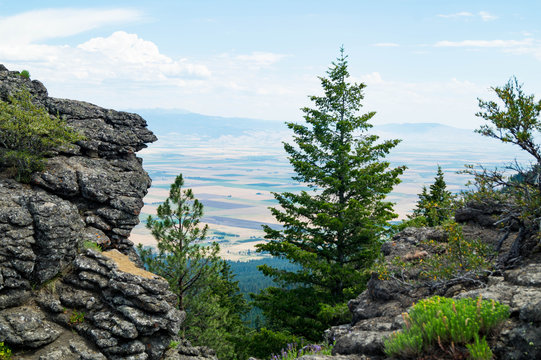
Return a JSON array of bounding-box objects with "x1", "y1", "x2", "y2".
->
[{"x1": 0, "y1": 66, "x2": 216, "y2": 360}]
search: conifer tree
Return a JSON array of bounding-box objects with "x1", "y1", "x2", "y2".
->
[
  {"x1": 137, "y1": 174, "x2": 219, "y2": 313},
  {"x1": 253, "y1": 49, "x2": 405, "y2": 339},
  {"x1": 411, "y1": 165, "x2": 454, "y2": 226},
  {"x1": 137, "y1": 174, "x2": 249, "y2": 359}
]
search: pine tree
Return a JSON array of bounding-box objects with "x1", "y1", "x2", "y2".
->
[
  {"x1": 411, "y1": 165, "x2": 454, "y2": 226},
  {"x1": 137, "y1": 174, "x2": 249, "y2": 359},
  {"x1": 137, "y1": 174, "x2": 219, "y2": 313},
  {"x1": 253, "y1": 48, "x2": 405, "y2": 339},
  {"x1": 184, "y1": 261, "x2": 249, "y2": 360}
]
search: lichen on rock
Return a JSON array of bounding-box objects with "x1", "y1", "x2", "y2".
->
[{"x1": 0, "y1": 65, "x2": 216, "y2": 360}]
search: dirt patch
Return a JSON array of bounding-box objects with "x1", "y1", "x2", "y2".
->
[{"x1": 102, "y1": 250, "x2": 159, "y2": 280}]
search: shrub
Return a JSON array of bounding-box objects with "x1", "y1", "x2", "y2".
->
[
  {"x1": 384, "y1": 295, "x2": 509, "y2": 359},
  {"x1": 0, "y1": 342, "x2": 11, "y2": 360},
  {"x1": 373, "y1": 221, "x2": 493, "y2": 287},
  {"x1": 0, "y1": 89, "x2": 83, "y2": 182},
  {"x1": 243, "y1": 328, "x2": 301, "y2": 359},
  {"x1": 19, "y1": 70, "x2": 30, "y2": 79},
  {"x1": 419, "y1": 221, "x2": 494, "y2": 284},
  {"x1": 65, "y1": 308, "x2": 85, "y2": 325}
]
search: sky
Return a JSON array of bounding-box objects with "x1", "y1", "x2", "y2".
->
[{"x1": 1, "y1": 0, "x2": 541, "y2": 129}]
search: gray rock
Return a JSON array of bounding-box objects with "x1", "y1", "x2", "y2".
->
[
  {"x1": 505, "y1": 263, "x2": 541, "y2": 287},
  {"x1": 0, "y1": 66, "x2": 200, "y2": 359},
  {"x1": 0, "y1": 306, "x2": 62, "y2": 348},
  {"x1": 332, "y1": 330, "x2": 390, "y2": 356}
]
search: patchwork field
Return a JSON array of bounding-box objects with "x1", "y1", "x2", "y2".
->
[{"x1": 129, "y1": 111, "x2": 532, "y2": 260}]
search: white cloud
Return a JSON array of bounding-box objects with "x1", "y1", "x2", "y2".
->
[
  {"x1": 479, "y1": 11, "x2": 498, "y2": 21},
  {"x1": 437, "y1": 12, "x2": 473, "y2": 18},
  {"x1": 433, "y1": 37, "x2": 541, "y2": 62},
  {"x1": 0, "y1": 8, "x2": 142, "y2": 45},
  {"x1": 437, "y1": 11, "x2": 497, "y2": 22},
  {"x1": 435, "y1": 39, "x2": 533, "y2": 48},
  {"x1": 77, "y1": 31, "x2": 211, "y2": 79},
  {"x1": 235, "y1": 52, "x2": 287, "y2": 66},
  {"x1": 372, "y1": 43, "x2": 399, "y2": 47},
  {"x1": 0, "y1": 31, "x2": 210, "y2": 84}
]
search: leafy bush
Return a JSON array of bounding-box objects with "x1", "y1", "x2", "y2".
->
[
  {"x1": 419, "y1": 222, "x2": 494, "y2": 284},
  {"x1": 65, "y1": 308, "x2": 85, "y2": 325},
  {"x1": 384, "y1": 295, "x2": 509, "y2": 359},
  {"x1": 0, "y1": 89, "x2": 83, "y2": 182},
  {"x1": 19, "y1": 70, "x2": 30, "y2": 79},
  {"x1": 243, "y1": 328, "x2": 301, "y2": 359},
  {"x1": 373, "y1": 221, "x2": 493, "y2": 287},
  {"x1": 0, "y1": 342, "x2": 11, "y2": 360}
]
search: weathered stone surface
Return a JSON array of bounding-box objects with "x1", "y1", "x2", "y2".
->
[
  {"x1": 332, "y1": 331, "x2": 390, "y2": 356},
  {"x1": 0, "y1": 306, "x2": 63, "y2": 348},
  {"x1": 0, "y1": 66, "x2": 201, "y2": 360},
  {"x1": 505, "y1": 263, "x2": 541, "y2": 287},
  {"x1": 329, "y1": 218, "x2": 541, "y2": 359}
]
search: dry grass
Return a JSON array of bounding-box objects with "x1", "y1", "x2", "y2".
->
[{"x1": 103, "y1": 249, "x2": 159, "y2": 279}]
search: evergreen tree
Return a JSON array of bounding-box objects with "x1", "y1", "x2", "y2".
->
[
  {"x1": 137, "y1": 174, "x2": 219, "y2": 313},
  {"x1": 184, "y1": 261, "x2": 249, "y2": 360},
  {"x1": 411, "y1": 165, "x2": 454, "y2": 226},
  {"x1": 137, "y1": 174, "x2": 249, "y2": 360},
  {"x1": 253, "y1": 49, "x2": 405, "y2": 339}
]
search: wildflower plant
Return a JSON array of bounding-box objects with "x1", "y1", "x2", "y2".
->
[
  {"x1": 270, "y1": 341, "x2": 333, "y2": 360},
  {"x1": 384, "y1": 295, "x2": 509, "y2": 359}
]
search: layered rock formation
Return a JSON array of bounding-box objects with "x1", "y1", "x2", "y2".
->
[
  {"x1": 320, "y1": 206, "x2": 541, "y2": 360},
  {"x1": 0, "y1": 66, "x2": 216, "y2": 359}
]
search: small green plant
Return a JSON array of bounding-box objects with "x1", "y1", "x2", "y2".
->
[
  {"x1": 19, "y1": 70, "x2": 30, "y2": 79},
  {"x1": 0, "y1": 342, "x2": 12, "y2": 360},
  {"x1": 384, "y1": 295, "x2": 509, "y2": 359},
  {"x1": 168, "y1": 340, "x2": 180, "y2": 349},
  {"x1": 66, "y1": 309, "x2": 85, "y2": 325},
  {"x1": 0, "y1": 89, "x2": 83, "y2": 182},
  {"x1": 466, "y1": 334, "x2": 493, "y2": 360},
  {"x1": 82, "y1": 241, "x2": 102, "y2": 252}
]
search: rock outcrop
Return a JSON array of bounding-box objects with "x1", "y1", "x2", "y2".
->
[
  {"x1": 0, "y1": 66, "x2": 216, "y2": 359},
  {"x1": 326, "y1": 206, "x2": 541, "y2": 359}
]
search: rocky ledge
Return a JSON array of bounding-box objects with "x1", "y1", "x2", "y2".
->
[
  {"x1": 320, "y1": 209, "x2": 541, "y2": 360},
  {"x1": 0, "y1": 66, "x2": 216, "y2": 359}
]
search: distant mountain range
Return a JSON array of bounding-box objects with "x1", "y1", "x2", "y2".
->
[{"x1": 130, "y1": 108, "x2": 510, "y2": 154}]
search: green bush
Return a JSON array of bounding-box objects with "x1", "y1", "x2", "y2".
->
[
  {"x1": 243, "y1": 328, "x2": 301, "y2": 359},
  {"x1": 19, "y1": 70, "x2": 30, "y2": 79},
  {"x1": 384, "y1": 295, "x2": 509, "y2": 359},
  {"x1": 418, "y1": 221, "x2": 494, "y2": 283},
  {"x1": 0, "y1": 89, "x2": 83, "y2": 182},
  {"x1": 0, "y1": 342, "x2": 11, "y2": 359},
  {"x1": 373, "y1": 221, "x2": 493, "y2": 286}
]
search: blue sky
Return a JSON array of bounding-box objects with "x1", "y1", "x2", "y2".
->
[{"x1": 1, "y1": 0, "x2": 540, "y2": 128}]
